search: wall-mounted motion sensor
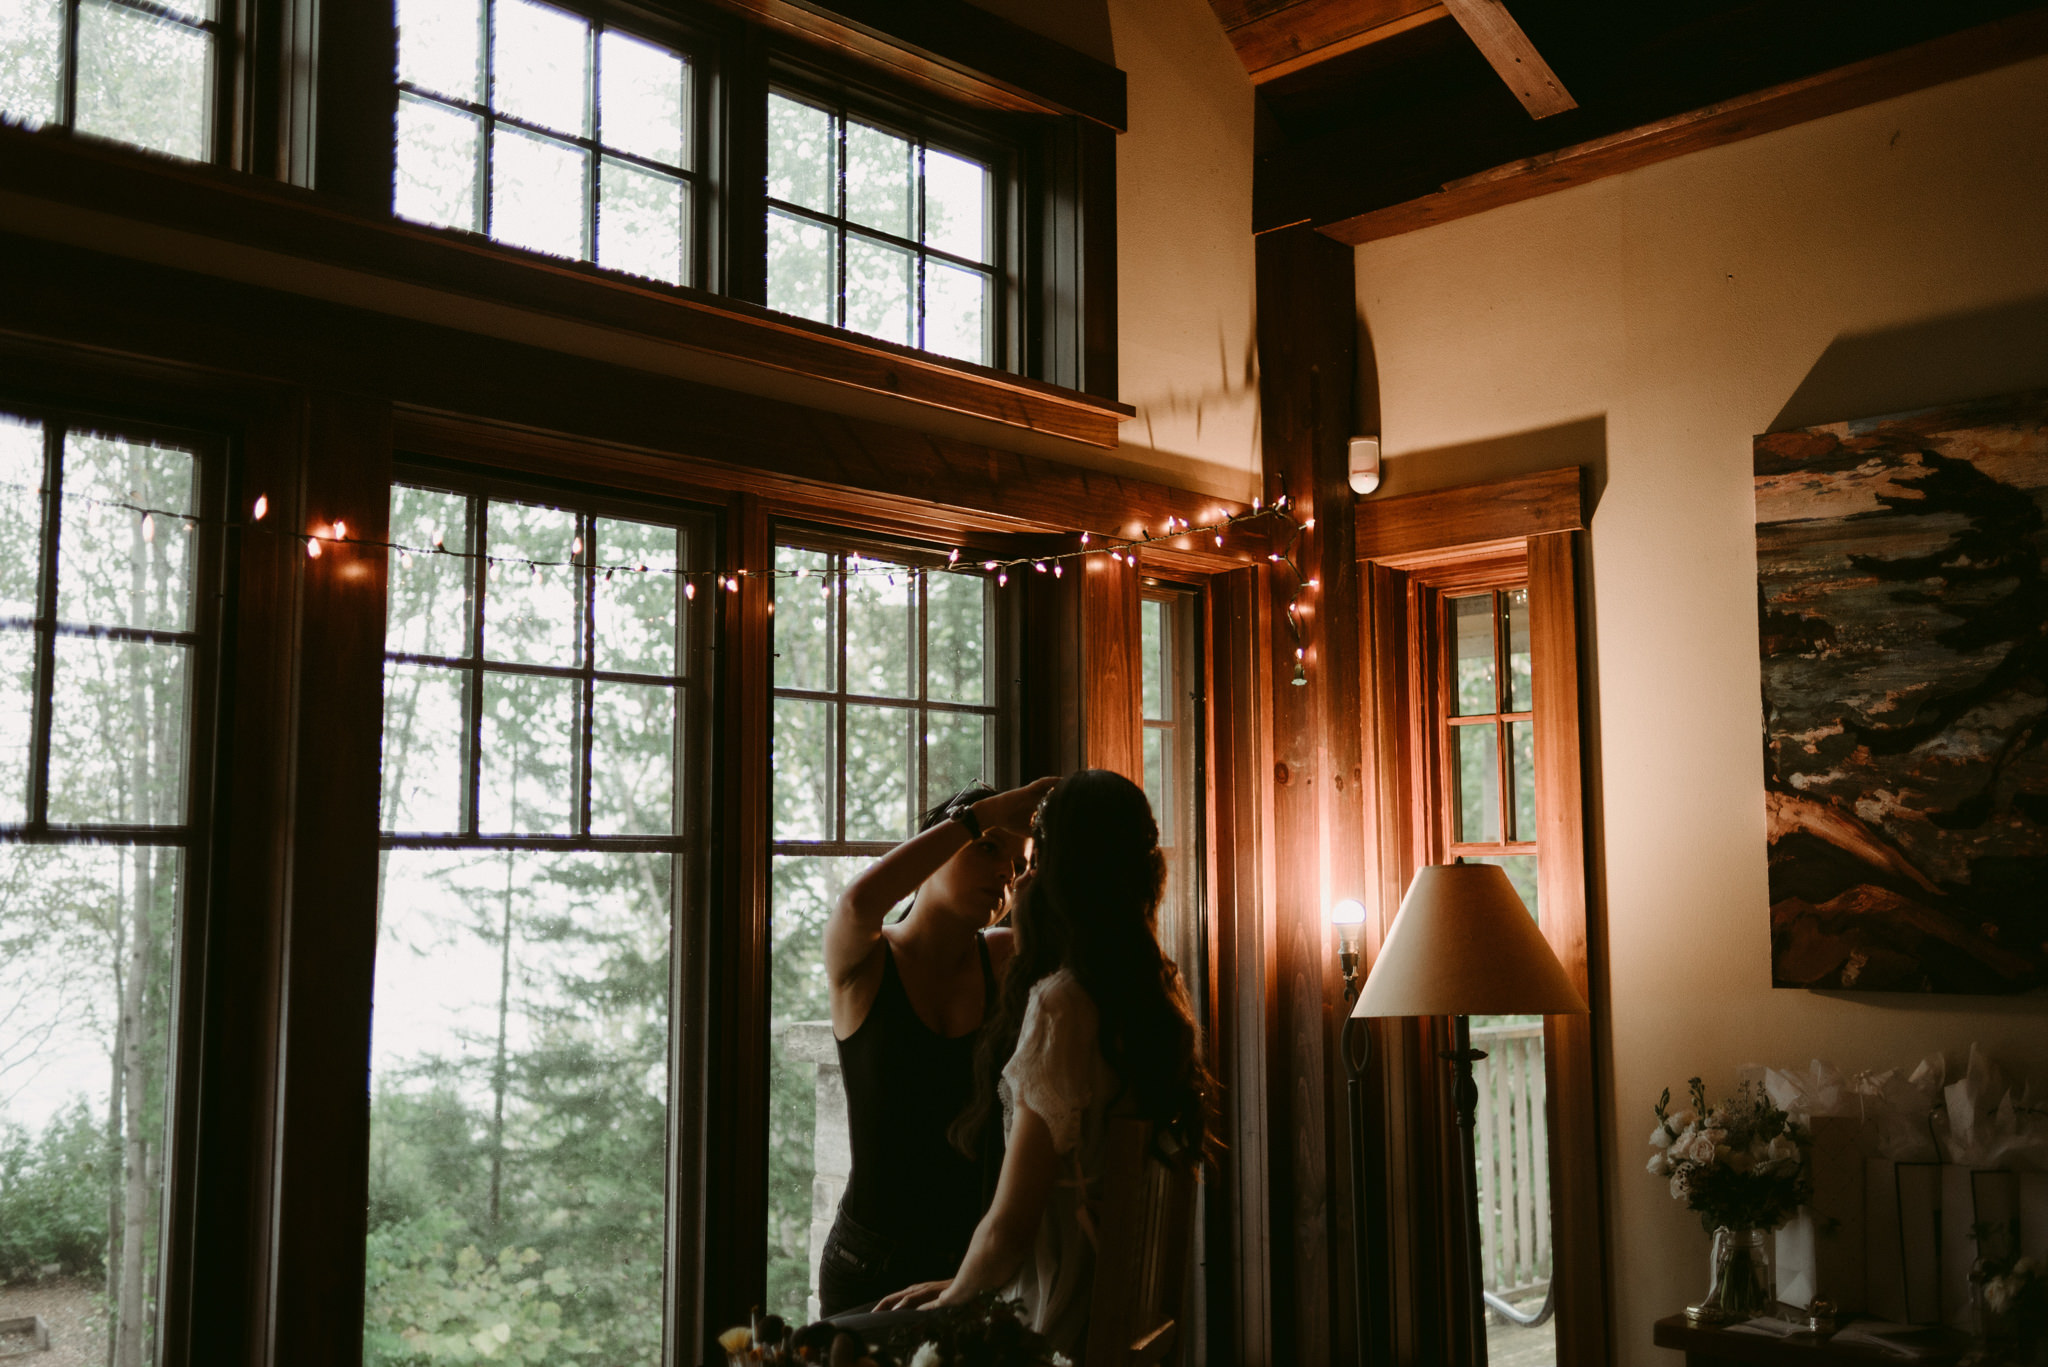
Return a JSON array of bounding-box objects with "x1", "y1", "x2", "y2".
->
[{"x1": 1348, "y1": 436, "x2": 1382, "y2": 495}]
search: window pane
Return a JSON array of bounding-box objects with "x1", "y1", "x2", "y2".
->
[
  {"x1": 398, "y1": 0, "x2": 482, "y2": 103},
  {"x1": 844, "y1": 120, "x2": 912, "y2": 238},
  {"x1": 482, "y1": 501, "x2": 581, "y2": 667},
  {"x1": 923, "y1": 260, "x2": 988, "y2": 366},
  {"x1": 491, "y1": 0, "x2": 588, "y2": 137},
  {"x1": 772, "y1": 696, "x2": 832, "y2": 841},
  {"x1": 923, "y1": 569, "x2": 984, "y2": 705},
  {"x1": 366, "y1": 849, "x2": 671, "y2": 1367},
  {"x1": 843, "y1": 705, "x2": 911, "y2": 841},
  {"x1": 1141, "y1": 598, "x2": 1166, "y2": 721},
  {"x1": 773, "y1": 546, "x2": 835, "y2": 693},
  {"x1": 767, "y1": 93, "x2": 834, "y2": 214},
  {"x1": 0, "y1": 0, "x2": 64, "y2": 128},
  {"x1": 1143, "y1": 726, "x2": 1171, "y2": 846},
  {"x1": 1510, "y1": 718, "x2": 1536, "y2": 844},
  {"x1": 923, "y1": 147, "x2": 988, "y2": 262},
  {"x1": 395, "y1": 93, "x2": 482, "y2": 231},
  {"x1": 1451, "y1": 592, "x2": 1495, "y2": 716},
  {"x1": 388, "y1": 485, "x2": 472, "y2": 658},
  {"x1": 590, "y1": 681, "x2": 674, "y2": 835},
  {"x1": 0, "y1": 416, "x2": 44, "y2": 618},
  {"x1": 1504, "y1": 587, "x2": 1532, "y2": 713},
  {"x1": 924, "y1": 710, "x2": 986, "y2": 813},
  {"x1": 477, "y1": 672, "x2": 577, "y2": 834},
  {"x1": 765, "y1": 853, "x2": 859, "y2": 1324},
  {"x1": 0, "y1": 843, "x2": 179, "y2": 1360},
  {"x1": 844, "y1": 558, "x2": 912, "y2": 699},
  {"x1": 74, "y1": 0, "x2": 209, "y2": 160},
  {"x1": 598, "y1": 158, "x2": 684, "y2": 285},
  {"x1": 491, "y1": 126, "x2": 590, "y2": 260},
  {"x1": 843, "y1": 235, "x2": 912, "y2": 348},
  {"x1": 47, "y1": 636, "x2": 189, "y2": 825},
  {"x1": 593, "y1": 518, "x2": 678, "y2": 677},
  {"x1": 381, "y1": 661, "x2": 468, "y2": 833},
  {"x1": 58, "y1": 430, "x2": 198, "y2": 633},
  {"x1": 1453, "y1": 722, "x2": 1499, "y2": 844},
  {"x1": 597, "y1": 29, "x2": 684, "y2": 166},
  {"x1": 1470, "y1": 1010, "x2": 1555, "y2": 1367},
  {"x1": 766, "y1": 209, "x2": 835, "y2": 325},
  {"x1": 0, "y1": 630, "x2": 34, "y2": 822},
  {"x1": 152, "y1": 0, "x2": 209, "y2": 18}
]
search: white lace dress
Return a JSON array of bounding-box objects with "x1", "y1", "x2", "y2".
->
[{"x1": 997, "y1": 968, "x2": 1122, "y2": 1355}]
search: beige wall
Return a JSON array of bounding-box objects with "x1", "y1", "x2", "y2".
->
[{"x1": 1353, "y1": 56, "x2": 2048, "y2": 1361}]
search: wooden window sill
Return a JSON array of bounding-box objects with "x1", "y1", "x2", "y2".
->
[{"x1": 0, "y1": 127, "x2": 1135, "y2": 449}]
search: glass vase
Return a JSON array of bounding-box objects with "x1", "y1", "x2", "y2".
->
[{"x1": 1686, "y1": 1227, "x2": 1776, "y2": 1326}]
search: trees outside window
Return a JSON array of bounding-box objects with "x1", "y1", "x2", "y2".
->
[
  {"x1": 0, "y1": 0, "x2": 218, "y2": 160},
  {"x1": 366, "y1": 477, "x2": 712, "y2": 1365},
  {"x1": 766, "y1": 91, "x2": 997, "y2": 365},
  {"x1": 0, "y1": 409, "x2": 210, "y2": 1367},
  {"x1": 394, "y1": 0, "x2": 698, "y2": 285},
  {"x1": 764, "y1": 539, "x2": 1003, "y2": 1322}
]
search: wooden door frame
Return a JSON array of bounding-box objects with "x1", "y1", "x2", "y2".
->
[{"x1": 1355, "y1": 467, "x2": 1611, "y2": 1367}]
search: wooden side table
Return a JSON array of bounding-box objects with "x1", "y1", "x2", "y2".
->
[{"x1": 1653, "y1": 1314, "x2": 1971, "y2": 1365}]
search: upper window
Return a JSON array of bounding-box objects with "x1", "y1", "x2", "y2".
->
[
  {"x1": 395, "y1": 0, "x2": 697, "y2": 286},
  {"x1": 1443, "y1": 587, "x2": 1536, "y2": 910},
  {"x1": 1, "y1": 0, "x2": 217, "y2": 160},
  {"x1": 0, "y1": 406, "x2": 214, "y2": 1363},
  {"x1": 766, "y1": 91, "x2": 997, "y2": 366}
]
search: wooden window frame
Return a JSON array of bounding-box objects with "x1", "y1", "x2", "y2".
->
[{"x1": 1356, "y1": 467, "x2": 1609, "y2": 1367}]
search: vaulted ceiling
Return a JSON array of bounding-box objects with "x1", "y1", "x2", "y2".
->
[{"x1": 1211, "y1": 0, "x2": 2048, "y2": 243}]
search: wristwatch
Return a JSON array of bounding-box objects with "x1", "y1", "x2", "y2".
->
[{"x1": 949, "y1": 804, "x2": 984, "y2": 839}]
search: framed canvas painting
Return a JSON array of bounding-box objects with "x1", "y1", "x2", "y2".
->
[{"x1": 1755, "y1": 390, "x2": 2047, "y2": 994}]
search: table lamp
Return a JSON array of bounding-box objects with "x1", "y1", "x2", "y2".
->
[{"x1": 1349, "y1": 862, "x2": 1589, "y2": 1359}]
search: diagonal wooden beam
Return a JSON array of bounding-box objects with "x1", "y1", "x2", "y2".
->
[
  {"x1": 1220, "y1": 0, "x2": 1452, "y2": 84},
  {"x1": 1439, "y1": 0, "x2": 1577, "y2": 118}
]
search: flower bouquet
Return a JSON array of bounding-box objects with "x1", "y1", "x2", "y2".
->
[
  {"x1": 718, "y1": 1296, "x2": 1071, "y2": 1367},
  {"x1": 1971, "y1": 1236, "x2": 2048, "y2": 1365},
  {"x1": 1648, "y1": 1078, "x2": 1813, "y2": 1323}
]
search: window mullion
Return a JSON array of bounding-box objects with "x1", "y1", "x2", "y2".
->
[
  {"x1": 577, "y1": 511, "x2": 596, "y2": 839},
  {"x1": 587, "y1": 22, "x2": 601, "y2": 267},
  {"x1": 834, "y1": 552, "x2": 848, "y2": 843},
  {"x1": 466, "y1": 495, "x2": 488, "y2": 838},
  {"x1": 478, "y1": 0, "x2": 497, "y2": 238},
  {"x1": 27, "y1": 422, "x2": 64, "y2": 831}
]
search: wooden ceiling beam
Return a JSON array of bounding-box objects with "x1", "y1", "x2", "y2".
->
[
  {"x1": 1215, "y1": 0, "x2": 1452, "y2": 84},
  {"x1": 1438, "y1": 0, "x2": 1577, "y2": 118},
  {"x1": 1315, "y1": 7, "x2": 2048, "y2": 244}
]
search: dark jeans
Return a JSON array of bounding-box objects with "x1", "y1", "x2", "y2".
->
[{"x1": 816, "y1": 1206, "x2": 907, "y2": 1318}]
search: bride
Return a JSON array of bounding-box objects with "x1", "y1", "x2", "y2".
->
[{"x1": 874, "y1": 769, "x2": 1214, "y2": 1354}]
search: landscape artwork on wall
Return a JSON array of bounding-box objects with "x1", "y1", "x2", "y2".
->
[{"x1": 1755, "y1": 390, "x2": 2048, "y2": 994}]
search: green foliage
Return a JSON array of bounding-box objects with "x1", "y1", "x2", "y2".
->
[
  {"x1": 364, "y1": 1218, "x2": 592, "y2": 1365},
  {"x1": 0, "y1": 1103, "x2": 111, "y2": 1281}
]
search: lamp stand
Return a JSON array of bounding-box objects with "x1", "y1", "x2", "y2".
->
[
  {"x1": 1440, "y1": 1032, "x2": 1491, "y2": 1367},
  {"x1": 1343, "y1": 1016, "x2": 1374, "y2": 1364}
]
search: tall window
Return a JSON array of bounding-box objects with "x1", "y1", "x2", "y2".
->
[
  {"x1": 0, "y1": 409, "x2": 211, "y2": 1365},
  {"x1": 766, "y1": 91, "x2": 996, "y2": 365},
  {"x1": 765, "y1": 540, "x2": 1003, "y2": 1322},
  {"x1": 1140, "y1": 590, "x2": 1202, "y2": 990},
  {"x1": 1437, "y1": 582, "x2": 1554, "y2": 1364},
  {"x1": 366, "y1": 477, "x2": 711, "y2": 1365},
  {"x1": 0, "y1": 0, "x2": 218, "y2": 160},
  {"x1": 395, "y1": 0, "x2": 697, "y2": 285}
]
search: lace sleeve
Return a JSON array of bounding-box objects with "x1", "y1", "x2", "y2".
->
[{"x1": 1000, "y1": 972, "x2": 1101, "y2": 1155}]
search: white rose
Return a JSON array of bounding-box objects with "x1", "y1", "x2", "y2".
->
[
  {"x1": 1650, "y1": 1123, "x2": 1676, "y2": 1150},
  {"x1": 1664, "y1": 1108, "x2": 1697, "y2": 1134},
  {"x1": 908, "y1": 1344, "x2": 944, "y2": 1367},
  {"x1": 1683, "y1": 1133, "x2": 1721, "y2": 1166},
  {"x1": 1767, "y1": 1134, "x2": 1798, "y2": 1164},
  {"x1": 1648, "y1": 1150, "x2": 1671, "y2": 1177},
  {"x1": 1985, "y1": 1277, "x2": 2013, "y2": 1316}
]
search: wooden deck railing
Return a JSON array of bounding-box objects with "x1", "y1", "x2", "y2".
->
[{"x1": 1472, "y1": 1021, "x2": 1552, "y2": 1300}]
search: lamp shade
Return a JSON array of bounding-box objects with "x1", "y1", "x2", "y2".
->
[{"x1": 1350, "y1": 863, "x2": 1589, "y2": 1019}]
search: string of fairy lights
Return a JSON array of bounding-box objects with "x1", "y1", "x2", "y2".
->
[{"x1": 35, "y1": 479, "x2": 1320, "y2": 680}]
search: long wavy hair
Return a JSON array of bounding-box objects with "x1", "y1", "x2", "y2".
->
[{"x1": 950, "y1": 769, "x2": 1216, "y2": 1161}]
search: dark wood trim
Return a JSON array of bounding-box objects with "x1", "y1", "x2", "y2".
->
[
  {"x1": 700, "y1": 0, "x2": 1127, "y2": 130},
  {"x1": 704, "y1": 493, "x2": 775, "y2": 1346},
  {"x1": 1204, "y1": 565, "x2": 1278, "y2": 1365},
  {"x1": 1438, "y1": 0, "x2": 1578, "y2": 119},
  {"x1": 0, "y1": 127, "x2": 1134, "y2": 448},
  {"x1": 1254, "y1": 224, "x2": 1359, "y2": 1367},
  {"x1": 1079, "y1": 555, "x2": 1143, "y2": 777},
  {"x1": 1223, "y1": 0, "x2": 1450, "y2": 85},
  {"x1": 1529, "y1": 531, "x2": 1612, "y2": 1367},
  {"x1": 266, "y1": 391, "x2": 394, "y2": 1367},
  {"x1": 1317, "y1": 7, "x2": 2048, "y2": 245},
  {"x1": 1354, "y1": 466, "x2": 1583, "y2": 565}
]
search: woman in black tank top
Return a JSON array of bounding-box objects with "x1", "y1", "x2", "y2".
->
[{"x1": 816, "y1": 777, "x2": 1055, "y2": 1315}]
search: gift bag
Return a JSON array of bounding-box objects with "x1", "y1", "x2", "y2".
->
[
  {"x1": 1778, "y1": 1116, "x2": 1865, "y2": 1310},
  {"x1": 1865, "y1": 1160, "x2": 1943, "y2": 1324}
]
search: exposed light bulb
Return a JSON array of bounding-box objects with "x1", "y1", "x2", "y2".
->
[
  {"x1": 252, "y1": 495, "x2": 268, "y2": 521},
  {"x1": 306, "y1": 536, "x2": 322, "y2": 558},
  {"x1": 141, "y1": 513, "x2": 155, "y2": 542},
  {"x1": 997, "y1": 571, "x2": 1008, "y2": 586},
  {"x1": 1053, "y1": 563, "x2": 1063, "y2": 578},
  {"x1": 684, "y1": 580, "x2": 696, "y2": 599},
  {"x1": 571, "y1": 536, "x2": 583, "y2": 557},
  {"x1": 332, "y1": 520, "x2": 347, "y2": 541},
  {"x1": 948, "y1": 549, "x2": 960, "y2": 563}
]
